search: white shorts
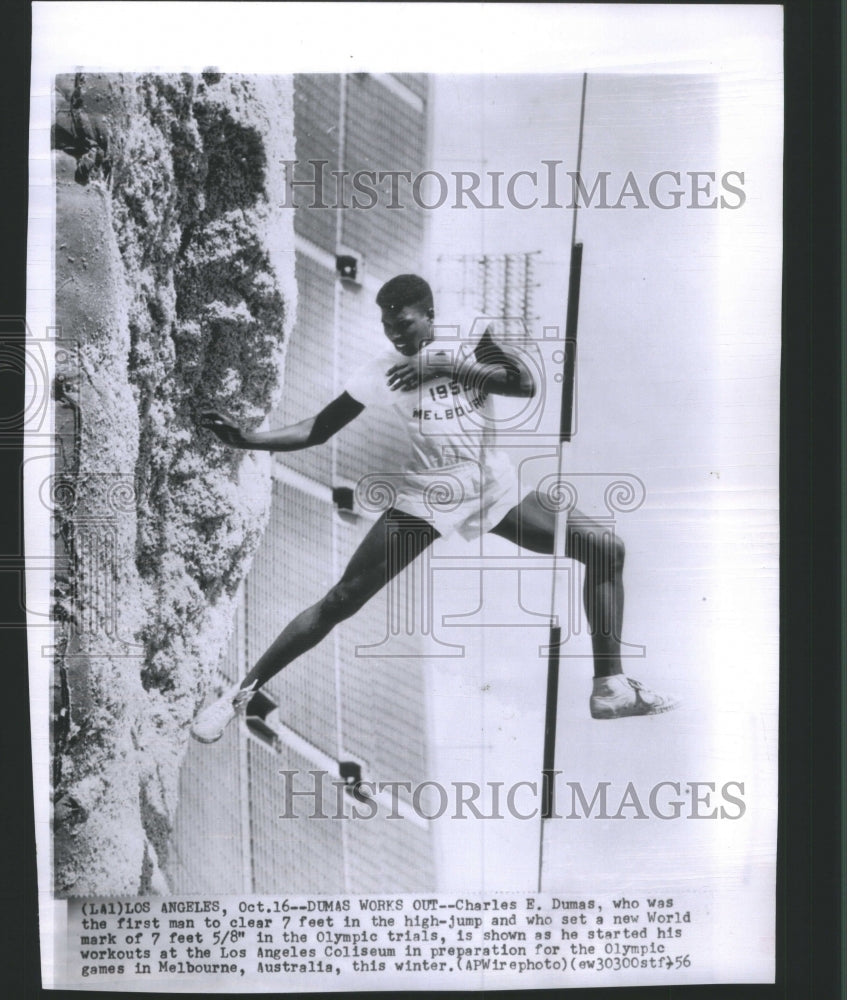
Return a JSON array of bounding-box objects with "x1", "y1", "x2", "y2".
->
[{"x1": 392, "y1": 452, "x2": 522, "y2": 541}]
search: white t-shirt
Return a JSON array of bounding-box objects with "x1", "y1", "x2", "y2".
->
[
  {"x1": 342, "y1": 316, "x2": 522, "y2": 538},
  {"x1": 343, "y1": 320, "x2": 503, "y2": 473}
]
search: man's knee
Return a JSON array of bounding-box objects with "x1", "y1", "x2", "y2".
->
[
  {"x1": 587, "y1": 530, "x2": 625, "y2": 574},
  {"x1": 604, "y1": 533, "x2": 625, "y2": 573},
  {"x1": 320, "y1": 576, "x2": 376, "y2": 625}
]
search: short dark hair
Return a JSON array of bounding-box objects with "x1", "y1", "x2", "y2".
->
[{"x1": 375, "y1": 274, "x2": 433, "y2": 314}]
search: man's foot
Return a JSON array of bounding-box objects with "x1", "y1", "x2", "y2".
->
[
  {"x1": 590, "y1": 675, "x2": 680, "y2": 719},
  {"x1": 190, "y1": 683, "x2": 255, "y2": 743}
]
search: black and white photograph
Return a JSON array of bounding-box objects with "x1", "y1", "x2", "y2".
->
[{"x1": 25, "y1": 2, "x2": 784, "y2": 991}]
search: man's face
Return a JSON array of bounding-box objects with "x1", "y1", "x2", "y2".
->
[{"x1": 380, "y1": 303, "x2": 433, "y2": 356}]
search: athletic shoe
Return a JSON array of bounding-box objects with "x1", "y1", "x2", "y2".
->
[
  {"x1": 190, "y1": 683, "x2": 255, "y2": 743},
  {"x1": 589, "y1": 675, "x2": 680, "y2": 720}
]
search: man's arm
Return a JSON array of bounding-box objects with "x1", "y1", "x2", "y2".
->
[
  {"x1": 467, "y1": 327, "x2": 536, "y2": 398},
  {"x1": 201, "y1": 392, "x2": 365, "y2": 451},
  {"x1": 386, "y1": 327, "x2": 536, "y2": 398}
]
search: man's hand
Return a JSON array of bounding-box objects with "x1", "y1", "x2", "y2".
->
[
  {"x1": 386, "y1": 349, "x2": 453, "y2": 391},
  {"x1": 200, "y1": 409, "x2": 253, "y2": 448}
]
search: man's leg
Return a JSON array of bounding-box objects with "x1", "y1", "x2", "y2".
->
[
  {"x1": 488, "y1": 492, "x2": 624, "y2": 675},
  {"x1": 191, "y1": 509, "x2": 438, "y2": 742},
  {"x1": 489, "y1": 492, "x2": 678, "y2": 717},
  {"x1": 243, "y1": 509, "x2": 437, "y2": 689}
]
